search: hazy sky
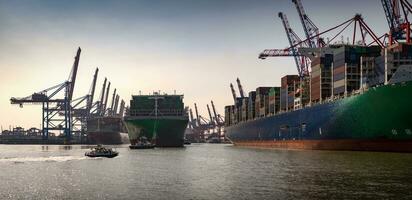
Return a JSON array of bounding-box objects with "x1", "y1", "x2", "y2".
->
[{"x1": 0, "y1": 0, "x2": 388, "y2": 129}]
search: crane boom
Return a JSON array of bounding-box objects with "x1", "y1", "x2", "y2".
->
[
  {"x1": 207, "y1": 104, "x2": 214, "y2": 124},
  {"x1": 189, "y1": 108, "x2": 195, "y2": 128},
  {"x1": 230, "y1": 83, "x2": 237, "y2": 103},
  {"x1": 211, "y1": 100, "x2": 219, "y2": 125},
  {"x1": 99, "y1": 78, "x2": 107, "y2": 115},
  {"x1": 110, "y1": 88, "x2": 117, "y2": 114},
  {"x1": 87, "y1": 68, "x2": 99, "y2": 115},
  {"x1": 279, "y1": 12, "x2": 308, "y2": 77},
  {"x1": 113, "y1": 95, "x2": 120, "y2": 115},
  {"x1": 382, "y1": 0, "x2": 398, "y2": 31},
  {"x1": 118, "y1": 100, "x2": 125, "y2": 117},
  {"x1": 102, "y1": 82, "x2": 111, "y2": 115},
  {"x1": 68, "y1": 47, "x2": 81, "y2": 102},
  {"x1": 236, "y1": 78, "x2": 245, "y2": 98},
  {"x1": 292, "y1": 0, "x2": 321, "y2": 48},
  {"x1": 194, "y1": 103, "x2": 200, "y2": 126}
]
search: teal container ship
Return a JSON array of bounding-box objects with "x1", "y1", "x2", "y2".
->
[
  {"x1": 124, "y1": 93, "x2": 189, "y2": 147},
  {"x1": 225, "y1": 44, "x2": 412, "y2": 152}
]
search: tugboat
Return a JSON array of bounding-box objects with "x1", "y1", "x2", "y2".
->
[
  {"x1": 85, "y1": 145, "x2": 119, "y2": 158},
  {"x1": 129, "y1": 136, "x2": 155, "y2": 149}
]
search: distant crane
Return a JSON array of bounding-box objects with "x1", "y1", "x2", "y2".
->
[
  {"x1": 185, "y1": 101, "x2": 226, "y2": 143},
  {"x1": 110, "y1": 88, "x2": 117, "y2": 115},
  {"x1": 207, "y1": 104, "x2": 214, "y2": 125},
  {"x1": 211, "y1": 100, "x2": 225, "y2": 141},
  {"x1": 236, "y1": 78, "x2": 245, "y2": 98},
  {"x1": 113, "y1": 95, "x2": 120, "y2": 116},
  {"x1": 102, "y1": 82, "x2": 111, "y2": 115},
  {"x1": 230, "y1": 83, "x2": 237, "y2": 104},
  {"x1": 86, "y1": 68, "x2": 99, "y2": 118},
  {"x1": 119, "y1": 100, "x2": 126, "y2": 117},
  {"x1": 194, "y1": 103, "x2": 201, "y2": 127},
  {"x1": 98, "y1": 78, "x2": 107, "y2": 116},
  {"x1": 211, "y1": 100, "x2": 224, "y2": 126},
  {"x1": 188, "y1": 108, "x2": 195, "y2": 129}
]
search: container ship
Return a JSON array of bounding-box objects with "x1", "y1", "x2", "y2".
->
[
  {"x1": 87, "y1": 116, "x2": 129, "y2": 144},
  {"x1": 86, "y1": 77, "x2": 128, "y2": 145},
  {"x1": 124, "y1": 92, "x2": 189, "y2": 147},
  {"x1": 224, "y1": 43, "x2": 412, "y2": 152}
]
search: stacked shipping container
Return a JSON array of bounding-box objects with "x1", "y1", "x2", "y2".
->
[
  {"x1": 386, "y1": 43, "x2": 412, "y2": 83},
  {"x1": 280, "y1": 75, "x2": 300, "y2": 111},
  {"x1": 224, "y1": 105, "x2": 232, "y2": 126},
  {"x1": 310, "y1": 54, "x2": 333, "y2": 103},
  {"x1": 332, "y1": 45, "x2": 381, "y2": 96},
  {"x1": 255, "y1": 87, "x2": 271, "y2": 118},
  {"x1": 268, "y1": 87, "x2": 280, "y2": 115},
  {"x1": 248, "y1": 91, "x2": 256, "y2": 120},
  {"x1": 241, "y1": 98, "x2": 249, "y2": 122}
]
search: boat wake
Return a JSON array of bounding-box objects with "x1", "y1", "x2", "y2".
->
[{"x1": 0, "y1": 155, "x2": 89, "y2": 163}]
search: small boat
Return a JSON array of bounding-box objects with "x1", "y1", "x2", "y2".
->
[
  {"x1": 129, "y1": 136, "x2": 156, "y2": 149},
  {"x1": 85, "y1": 145, "x2": 119, "y2": 158}
]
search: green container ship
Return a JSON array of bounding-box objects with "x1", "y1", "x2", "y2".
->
[
  {"x1": 124, "y1": 93, "x2": 189, "y2": 147},
  {"x1": 225, "y1": 43, "x2": 412, "y2": 152}
]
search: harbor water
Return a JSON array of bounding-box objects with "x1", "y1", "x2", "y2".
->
[{"x1": 0, "y1": 144, "x2": 411, "y2": 200}]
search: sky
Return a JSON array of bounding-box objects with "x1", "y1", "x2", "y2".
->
[{"x1": 0, "y1": 0, "x2": 389, "y2": 129}]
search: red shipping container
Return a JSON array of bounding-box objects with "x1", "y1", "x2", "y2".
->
[{"x1": 281, "y1": 75, "x2": 300, "y2": 88}]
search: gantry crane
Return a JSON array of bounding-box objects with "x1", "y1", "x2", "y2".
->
[
  {"x1": 10, "y1": 47, "x2": 81, "y2": 140},
  {"x1": 259, "y1": 0, "x2": 386, "y2": 78},
  {"x1": 259, "y1": 14, "x2": 385, "y2": 74},
  {"x1": 381, "y1": 0, "x2": 412, "y2": 44}
]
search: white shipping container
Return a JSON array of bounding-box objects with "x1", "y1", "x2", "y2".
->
[{"x1": 334, "y1": 79, "x2": 345, "y2": 88}]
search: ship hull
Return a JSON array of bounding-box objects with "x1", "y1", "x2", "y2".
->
[
  {"x1": 226, "y1": 82, "x2": 412, "y2": 152},
  {"x1": 87, "y1": 131, "x2": 129, "y2": 145},
  {"x1": 87, "y1": 117, "x2": 128, "y2": 144},
  {"x1": 233, "y1": 140, "x2": 412, "y2": 152},
  {"x1": 124, "y1": 117, "x2": 188, "y2": 147}
]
